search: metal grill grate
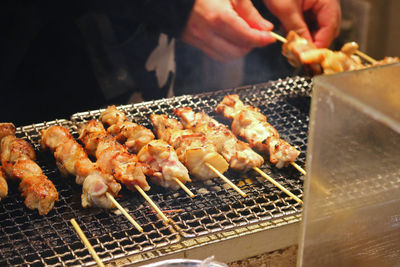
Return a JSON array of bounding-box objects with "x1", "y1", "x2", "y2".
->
[{"x1": 0, "y1": 76, "x2": 312, "y2": 266}]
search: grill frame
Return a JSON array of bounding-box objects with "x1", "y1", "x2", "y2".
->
[{"x1": 0, "y1": 76, "x2": 312, "y2": 266}]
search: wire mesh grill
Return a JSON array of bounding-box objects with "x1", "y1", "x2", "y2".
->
[{"x1": 0, "y1": 76, "x2": 312, "y2": 266}]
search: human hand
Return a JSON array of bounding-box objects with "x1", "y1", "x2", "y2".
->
[
  {"x1": 263, "y1": 0, "x2": 341, "y2": 48},
  {"x1": 182, "y1": 0, "x2": 276, "y2": 62}
]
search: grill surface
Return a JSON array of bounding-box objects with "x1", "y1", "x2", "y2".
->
[{"x1": 0, "y1": 76, "x2": 312, "y2": 266}]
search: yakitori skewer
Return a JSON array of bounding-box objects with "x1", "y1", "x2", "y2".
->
[
  {"x1": 277, "y1": 31, "x2": 399, "y2": 74},
  {"x1": 70, "y1": 218, "x2": 105, "y2": 267},
  {"x1": 78, "y1": 120, "x2": 170, "y2": 223},
  {"x1": 150, "y1": 114, "x2": 248, "y2": 197},
  {"x1": 0, "y1": 123, "x2": 58, "y2": 214},
  {"x1": 215, "y1": 95, "x2": 302, "y2": 171},
  {"x1": 40, "y1": 126, "x2": 145, "y2": 231},
  {"x1": 174, "y1": 108, "x2": 301, "y2": 202},
  {"x1": 216, "y1": 94, "x2": 308, "y2": 184},
  {"x1": 40, "y1": 125, "x2": 121, "y2": 209},
  {"x1": 271, "y1": 31, "x2": 377, "y2": 65},
  {"x1": 100, "y1": 106, "x2": 195, "y2": 198}
]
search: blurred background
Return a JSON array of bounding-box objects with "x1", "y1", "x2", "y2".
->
[{"x1": 1, "y1": 0, "x2": 399, "y2": 126}]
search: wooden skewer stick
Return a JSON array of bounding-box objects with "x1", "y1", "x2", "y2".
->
[
  {"x1": 70, "y1": 219, "x2": 105, "y2": 267},
  {"x1": 205, "y1": 163, "x2": 247, "y2": 197},
  {"x1": 270, "y1": 31, "x2": 287, "y2": 43},
  {"x1": 135, "y1": 185, "x2": 169, "y2": 223},
  {"x1": 355, "y1": 50, "x2": 377, "y2": 64},
  {"x1": 106, "y1": 193, "x2": 143, "y2": 232},
  {"x1": 173, "y1": 178, "x2": 195, "y2": 198},
  {"x1": 291, "y1": 162, "x2": 306, "y2": 176},
  {"x1": 253, "y1": 167, "x2": 303, "y2": 204},
  {"x1": 270, "y1": 31, "x2": 377, "y2": 65}
]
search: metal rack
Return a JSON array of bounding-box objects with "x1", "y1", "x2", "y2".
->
[{"x1": 0, "y1": 76, "x2": 311, "y2": 266}]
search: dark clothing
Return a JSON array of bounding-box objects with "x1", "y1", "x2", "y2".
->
[{"x1": 1, "y1": 0, "x2": 195, "y2": 126}]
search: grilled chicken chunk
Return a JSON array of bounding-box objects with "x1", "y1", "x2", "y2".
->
[
  {"x1": 41, "y1": 125, "x2": 120, "y2": 209},
  {"x1": 138, "y1": 139, "x2": 191, "y2": 189},
  {"x1": 150, "y1": 114, "x2": 229, "y2": 179},
  {"x1": 281, "y1": 31, "x2": 400, "y2": 75},
  {"x1": 174, "y1": 107, "x2": 264, "y2": 172},
  {"x1": 0, "y1": 123, "x2": 58, "y2": 214},
  {"x1": 100, "y1": 105, "x2": 155, "y2": 154},
  {"x1": 0, "y1": 167, "x2": 7, "y2": 201},
  {"x1": 216, "y1": 95, "x2": 300, "y2": 168},
  {"x1": 100, "y1": 106, "x2": 192, "y2": 188},
  {"x1": 78, "y1": 120, "x2": 150, "y2": 191}
]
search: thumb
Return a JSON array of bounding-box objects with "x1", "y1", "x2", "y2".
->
[{"x1": 231, "y1": 0, "x2": 274, "y2": 31}]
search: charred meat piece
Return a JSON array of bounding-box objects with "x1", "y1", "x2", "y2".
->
[
  {"x1": 173, "y1": 108, "x2": 264, "y2": 172},
  {"x1": 99, "y1": 106, "x2": 155, "y2": 154},
  {"x1": 78, "y1": 120, "x2": 150, "y2": 191},
  {"x1": 41, "y1": 125, "x2": 120, "y2": 209},
  {"x1": 216, "y1": 95, "x2": 300, "y2": 168},
  {"x1": 150, "y1": 114, "x2": 229, "y2": 179},
  {"x1": 0, "y1": 123, "x2": 58, "y2": 215}
]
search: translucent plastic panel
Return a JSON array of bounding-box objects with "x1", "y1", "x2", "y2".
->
[{"x1": 299, "y1": 64, "x2": 400, "y2": 267}]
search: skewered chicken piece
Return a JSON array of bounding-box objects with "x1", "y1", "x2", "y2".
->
[
  {"x1": 371, "y1": 56, "x2": 400, "y2": 66},
  {"x1": 99, "y1": 106, "x2": 192, "y2": 188},
  {"x1": 150, "y1": 114, "x2": 229, "y2": 179},
  {"x1": 0, "y1": 123, "x2": 58, "y2": 214},
  {"x1": 216, "y1": 95, "x2": 300, "y2": 168},
  {"x1": 100, "y1": 105, "x2": 155, "y2": 154},
  {"x1": 0, "y1": 167, "x2": 7, "y2": 201},
  {"x1": 40, "y1": 125, "x2": 121, "y2": 209},
  {"x1": 283, "y1": 31, "x2": 365, "y2": 75},
  {"x1": 78, "y1": 120, "x2": 151, "y2": 191},
  {"x1": 282, "y1": 31, "x2": 399, "y2": 75},
  {"x1": 173, "y1": 108, "x2": 264, "y2": 172},
  {"x1": 137, "y1": 139, "x2": 191, "y2": 189}
]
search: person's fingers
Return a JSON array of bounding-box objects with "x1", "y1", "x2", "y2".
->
[
  {"x1": 264, "y1": 0, "x2": 313, "y2": 42},
  {"x1": 212, "y1": 10, "x2": 276, "y2": 48},
  {"x1": 231, "y1": 0, "x2": 274, "y2": 31},
  {"x1": 312, "y1": 26, "x2": 337, "y2": 48},
  {"x1": 306, "y1": 0, "x2": 341, "y2": 47}
]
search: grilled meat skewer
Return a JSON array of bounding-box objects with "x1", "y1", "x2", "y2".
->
[
  {"x1": 100, "y1": 105, "x2": 155, "y2": 154},
  {"x1": 99, "y1": 107, "x2": 192, "y2": 188},
  {"x1": 78, "y1": 120, "x2": 152, "y2": 191},
  {"x1": 150, "y1": 114, "x2": 229, "y2": 179},
  {"x1": 216, "y1": 95, "x2": 300, "y2": 168},
  {"x1": 174, "y1": 108, "x2": 264, "y2": 172},
  {"x1": 41, "y1": 125, "x2": 120, "y2": 209},
  {"x1": 282, "y1": 31, "x2": 399, "y2": 75},
  {"x1": 0, "y1": 123, "x2": 58, "y2": 214}
]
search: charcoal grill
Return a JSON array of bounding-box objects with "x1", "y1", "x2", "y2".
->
[{"x1": 0, "y1": 76, "x2": 312, "y2": 266}]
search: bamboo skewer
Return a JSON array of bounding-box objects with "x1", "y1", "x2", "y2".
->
[
  {"x1": 70, "y1": 219, "x2": 105, "y2": 267},
  {"x1": 270, "y1": 31, "x2": 287, "y2": 43},
  {"x1": 290, "y1": 162, "x2": 306, "y2": 176},
  {"x1": 253, "y1": 167, "x2": 302, "y2": 204},
  {"x1": 135, "y1": 185, "x2": 169, "y2": 223},
  {"x1": 173, "y1": 178, "x2": 195, "y2": 198},
  {"x1": 355, "y1": 50, "x2": 377, "y2": 64},
  {"x1": 106, "y1": 193, "x2": 143, "y2": 232},
  {"x1": 205, "y1": 163, "x2": 247, "y2": 198}
]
